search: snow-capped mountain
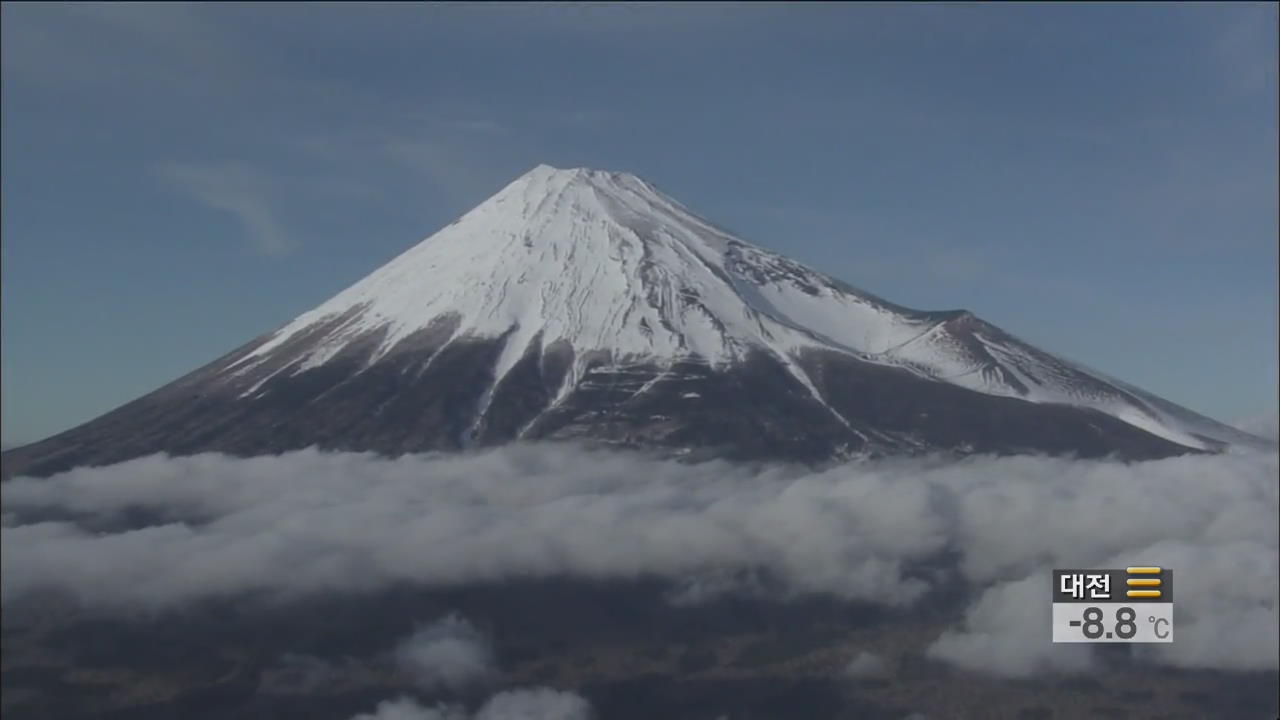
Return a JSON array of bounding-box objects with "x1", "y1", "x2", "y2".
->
[{"x1": 2, "y1": 165, "x2": 1269, "y2": 478}]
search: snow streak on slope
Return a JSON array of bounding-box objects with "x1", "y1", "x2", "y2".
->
[{"x1": 223, "y1": 165, "x2": 1260, "y2": 452}]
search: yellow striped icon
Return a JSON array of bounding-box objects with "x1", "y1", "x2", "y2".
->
[
  {"x1": 1125, "y1": 566, "x2": 1163, "y2": 598},
  {"x1": 1127, "y1": 578, "x2": 1161, "y2": 587}
]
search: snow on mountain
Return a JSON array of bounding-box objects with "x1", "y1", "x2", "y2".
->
[
  {"x1": 220, "y1": 164, "x2": 1260, "y2": 453},
  {"x1": 231, "y1": 165, "x2": 836, "y2": 375}
]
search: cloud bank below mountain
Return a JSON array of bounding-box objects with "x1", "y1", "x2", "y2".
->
[{"x1": 3, "y1": 443, "x2": 1276, "y2": 677}]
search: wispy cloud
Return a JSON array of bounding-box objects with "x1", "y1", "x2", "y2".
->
[{"x1": 156, "y1": 162, "x2": 293, "y2": 256}]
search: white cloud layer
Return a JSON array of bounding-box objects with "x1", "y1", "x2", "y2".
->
[
  {"x1": 2, "y1": 444, "x2": 1276, "y2": 677},
  {"x1": 156, "y1": 162, "x2": 293, "y2": 256}
]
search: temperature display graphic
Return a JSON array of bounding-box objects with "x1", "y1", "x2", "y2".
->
[{"x1": 1051, "y1": 567, "x2": 1174, "y2": 643}]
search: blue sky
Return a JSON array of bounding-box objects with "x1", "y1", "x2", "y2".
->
[{"x1": 2, "y1": 2, "x2": 1276, "y2": 446}]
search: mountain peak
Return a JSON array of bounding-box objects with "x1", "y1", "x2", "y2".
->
[
  {"x1": 505, "y1": 164, "x2": 656, "y2": 205},
  {"x1": 525, "y1": 163, "x2": 635, "y2": 179}
]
